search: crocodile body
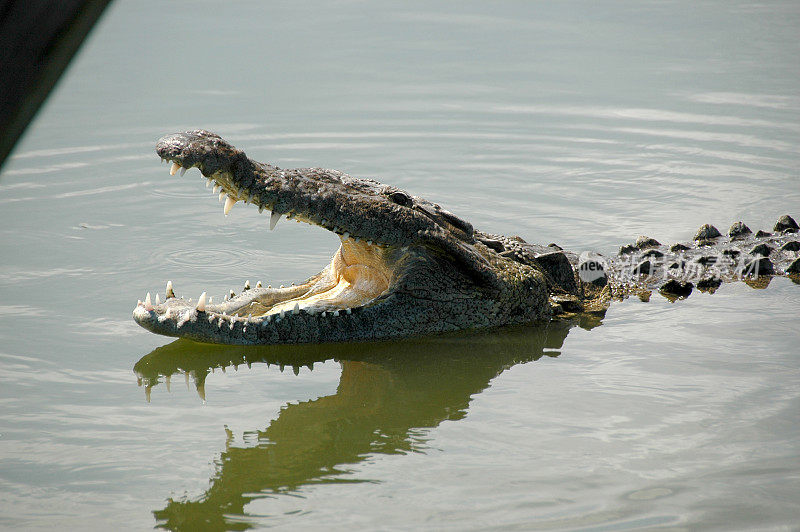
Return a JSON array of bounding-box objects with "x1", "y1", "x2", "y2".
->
[{"x1": 132, "y1": 130, "x2": 800, "y2": 345}]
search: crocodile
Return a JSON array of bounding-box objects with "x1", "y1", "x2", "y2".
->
[{"x1": 132, "y1": 130, "x2": 800, "y2": 345}]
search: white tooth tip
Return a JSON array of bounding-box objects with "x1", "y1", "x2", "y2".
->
[
  {"x1": 256, "y1": 281, "x2": 262, "y2": 288},
  {"x1": 219, "y1": 191, "x2": 225, "y2": 202},
  {"x1": 213, "y1": 185, "x2": 221, "y2": 194},
  {"x1": 224, "y1": 195, "x2": 237, "y2": 215},
  {"x1": 145, "y1": 293, "x2": 153, "y2": 310},
  {"x1": 155, "y1": 293, "x2": 161, "y2": 306},
  {"x1": 269, "y1": 211, "x2": 282, "y2": 230},
  {"x1": 196, "y1": 292, "x2": 207, "y2": 312},
  {"x1": 169, "y1": 162, "x2": 180, "y2": 176},
  {"x1": 293, "y1": 303, "x2": 300, "y2": 314},
  {"x1": 180, "y1": 167, "x2": 188, "y2": 177}
]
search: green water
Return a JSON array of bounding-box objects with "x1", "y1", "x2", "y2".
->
[{"x1": 1, "y1": 0, "x2": 799, "y2": 529}]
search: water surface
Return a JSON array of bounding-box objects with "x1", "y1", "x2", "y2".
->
[{"x1": 1, "y1": 0, "x2": 799, "y2": 529}]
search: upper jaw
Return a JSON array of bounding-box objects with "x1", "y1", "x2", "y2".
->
[
  {"x1": 154, "y1": 130, "x2": 481, "y2": 251},
  {"x1": 157, "y1": 130, "x2": 501, "y2": 288}
]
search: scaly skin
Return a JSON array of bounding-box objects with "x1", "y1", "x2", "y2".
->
[{"x1": 132, "y1": 130, "x2": 800, "y2": 345}]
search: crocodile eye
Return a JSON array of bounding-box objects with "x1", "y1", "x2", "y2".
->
[{"x1": 387, "y1": 191, "x2": 413, "y2": 207}]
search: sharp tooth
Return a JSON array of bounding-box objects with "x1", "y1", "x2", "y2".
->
[
  {"x1": 354, "y1": 237, "x2": 360, "y2": 243},
  {"x1": 367, "y1": 240, "x2": 373, "y2": 246},
  {"x1": 180, "y1": 167, "x2": 188, "y2": 177},
  {"x1": 213, "y1": 184, "x2": 221, "y2": 194},
  {"x1": 322, "y1": 219, "x2": 328, "y2": 226},
  {"x1": 244, "y1": 280, "x2": 251, "y2": 290},
  {"x1": 258, "y1": 205, "x2": 264, "y2": 213},
  {"x1": 342, "y1": 232, "x2": 350, "y2": 241},
  {"x1": 322, "y1": 311, "x2": 327, "y2": 317},
  {"x1": 166, "y1": 280, "x2": 175, "y2": 298},
  {"x1": 169, "y1": 162, "x2": 180, "y2": 176},
  {"x1": 280, "y1": 309, "x2": 285, "y2": 318},
  {"x1": 208, "y1": 296, "x2": 213, "y2": 303},
  {"x1": 137, "y1": 299, "x2": 142, "y2": 307},
  {"x1": 224, "y1": 195, "x2": 237, "y2": 215},
  {"x1": 346, "y1": 308, "x2": 352, "y2": 315},
  {"x1": 219, "y1": 191, "x2": 225, "y2": 202},
  {"x1": 270, "y1": 211, "x2": 282, "y2": 230},
  {"x1": 145, "y1": 293, "x2": 153, "y2": 310},
  {"x1": 333, "y1": 310, "x2": 339, "y2": 317},
  {"x1": 293, "y1": 303, "x2": 300, "y2": 314},
  {"x1": 155, "y1": 293, "x2": 160, "y2": 306},
  {"x1": 206, "y1": 178, "x2": 213, "y2": 188},
  {"x1": 161, "y1": 158, "x2": 166, "y2": 164},
  {"x1": 256, "y1": 281, "x2": 262, "y2": 288},
  {"x1": 196, "y1": 292, "x2": 207, "y2": 312},
  {"x1": 229, "y1": 290, "x2": 235, "y2": 298}
]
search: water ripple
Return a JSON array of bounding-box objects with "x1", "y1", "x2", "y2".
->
[{"x1": 160, "y1": 246, "x2": 257, "y2": 272}]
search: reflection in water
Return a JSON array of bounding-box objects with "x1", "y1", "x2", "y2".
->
[{"x1": 134, "y1": 316, "x2": 601, "y2": 529}]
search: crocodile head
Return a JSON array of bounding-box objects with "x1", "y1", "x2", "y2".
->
[{"x1": 133, "y1": 130, "x2": 549, "y2": 344}]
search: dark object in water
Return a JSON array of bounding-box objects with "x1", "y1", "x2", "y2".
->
[{"x1": 0, "y1": 0, "x2": 113, "y2": 171}]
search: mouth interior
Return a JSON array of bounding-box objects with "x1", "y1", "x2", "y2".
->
[
  {"x1": 145, "y1": 158, "x2": 395, "y2": 321},
  {"x1": 238, "y1": 238, "x2": 393, "y2": 318}
]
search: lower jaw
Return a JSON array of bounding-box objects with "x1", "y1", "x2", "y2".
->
[{"x1": 133, "y1": 296, "x2": 380, "y2": 345}]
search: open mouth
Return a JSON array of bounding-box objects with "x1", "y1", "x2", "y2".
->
[
  {"x1": 133, "y1": 132, "x2": 401, "y2": 340},
  {"x1": 132, "y1": 130, "x2": 508, "y2": 344}
]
